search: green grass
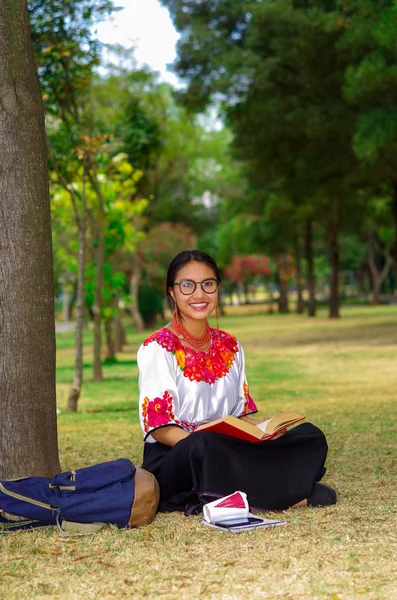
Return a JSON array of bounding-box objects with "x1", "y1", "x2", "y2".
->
[{"x1": 1, "y1": 305, "x2": 397, "y2": 599}]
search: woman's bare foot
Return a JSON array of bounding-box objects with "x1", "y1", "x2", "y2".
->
[{"x1": 291, "y1": 499, "x2": 308, "y2": 508}]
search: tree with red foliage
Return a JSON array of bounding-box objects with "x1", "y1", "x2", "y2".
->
[{"x1": 224, "y1": 255, "x2": 273, "y2": 304}]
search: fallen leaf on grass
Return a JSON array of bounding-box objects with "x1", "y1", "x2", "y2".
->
[
  {"x1": 34, "y1": 547, "x2": 62, "y2": 555},
  {"x1": 71, "y1": 551, "x2": 95, "y2": 561},
  {"x1": 70, "y1": 548, "x2": 106, "y2": 561}
]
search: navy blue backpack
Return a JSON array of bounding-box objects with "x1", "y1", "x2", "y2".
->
[{"x1": 0, "y1": 459, "x2": 147, "y2": 534}]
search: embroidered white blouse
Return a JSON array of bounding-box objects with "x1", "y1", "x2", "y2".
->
[{"x1": 138, "y1": 327, "x2": 258, "y2": 443}]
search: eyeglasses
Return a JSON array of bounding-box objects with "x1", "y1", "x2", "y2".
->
[{"x1": 174, "y1": 278, "x2": 220, "y2": 295}]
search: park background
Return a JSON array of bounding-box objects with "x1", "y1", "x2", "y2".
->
[{"x1": 0, "y1": 1, "x2": 396, "y2": 599}]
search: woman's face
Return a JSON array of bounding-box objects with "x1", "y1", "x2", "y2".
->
[{"x1": 169, "y1": 261, "x2": 219, "y2": 324}]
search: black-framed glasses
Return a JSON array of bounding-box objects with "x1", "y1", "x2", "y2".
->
[{"x1": 174, "y1": 278, "x2": 220, "y2": 295}]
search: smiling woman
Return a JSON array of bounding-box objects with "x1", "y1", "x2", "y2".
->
[{"x1": 136, "y1": 249, "x2": 337, "y2": 515}]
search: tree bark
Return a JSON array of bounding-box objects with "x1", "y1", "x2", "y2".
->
[
  {"x1": 391, "y1": 181, "x2": 397, "y2": 263},
  {"x1": 86, "y1": 153, "x2": 106, "y2": 381},
  {"x1": 294, "y1": 231, "x2": 305, "y2": 314},
  {"x1": 0, "y1": 3, "x2": 60, "y2": 478},
  {"x1": 62, "y1": 280, "x2": 71, "y2": 321},
  {"x1": 266, "y1": 280, "x2": 274, "y2": 314},
  {"x1": 92, "y1": 224, "x2": 105, "y2": 380},
  {"x1": 368, "y1": 231, "x2": 394, "y2": 306},
  {"x1": 105, "y1": 316, "x2": 116, "y2": 361},
  {"x1": 105, "y1": 294, "x2": 117, "y2": 361},
  {"x1": 328, "y1": 202, "x2": 340, "y2": 319},
  {"x1": 278, "y1": 254, "x2": 290, "y2": 313},
  {"x1": 67, "y1": 173, "x2": 87, "y2": 412},
  {"x1": 130, "y1": 254, "x2": 145, "y2": 333},
  {"x1": 305, "y1": 219, "x2": 316, "y2": 317},
  {"x1": 115, "y1": 315, "x2": 127, "y2": 352}
]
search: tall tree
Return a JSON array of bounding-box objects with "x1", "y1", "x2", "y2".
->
[
  {"x1": 340, "y1": 0, "x2": 397, "y2": 256},
  {"x1": 0, "y1": 1, "x2": 60, "y2": 478},
  {"x1": 30, "y1": 0, "x2": 128, "y2": 387},
  {"x1": 161, "y1": 0, "x2": 363, "y2": 319}
]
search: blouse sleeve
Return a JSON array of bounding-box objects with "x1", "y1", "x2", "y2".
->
[
  {"x1": 233, "y1": 342, "x2": 258, "y2": 418},
  {"x1": 137, "y1": 341, "x2": 184, "y2": 442}
]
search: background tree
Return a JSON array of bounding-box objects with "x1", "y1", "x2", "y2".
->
[
  {"x1": 161, "y1": 0, "x2": 379, "y2": 319},
  {"x1": 340, "y1": 0, "x2": 397, "y2": 257},
  {"x1": 30, "y1": 0, "x2": 115, "y2": 391},
  {"x1": 0, "y1": 1, "x2": 60, "y2": 478}
]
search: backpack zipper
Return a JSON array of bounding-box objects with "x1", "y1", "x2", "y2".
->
[{"x1": 0, "y1": 482, "x2": 58, "y2": 513}]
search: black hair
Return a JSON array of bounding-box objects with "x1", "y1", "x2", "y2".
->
[{"x1": 166, "y1": 249, "x2": 221, "y2": 311}]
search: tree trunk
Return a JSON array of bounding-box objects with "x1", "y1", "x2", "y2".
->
[
  {"x1": 105, "y1": 318, "x2": 116, "y2": 360},
  {"x1": 115, "y1": 313, "x2": 127, "y2": 352},
  {"x1": 278, "y1": 254, "x2": 290, "y2": 313},
  {"x1": 243, "y1": 284, "x2": 250, "y2": 304},
  {"x1": 105, "y1": 314, "x2": 116, "y2": 361},
  {"x1": 69, "y1": 279, "x2": 77, "y2": 319},
  {"x1": 391, "y1": 181, "x2": 397, "y2": 263},
  {"x1": 68, "y1": 176, "x2": 87, "y2": 413},
  {"x1": 0, "y1": 4, "x2": 60, "y2": 478},
  {"x1": 294, "y1": 232, "x2": 305, "y2": 314},
  {"x1": 266, "y1": 280, "x2": 274, "y2": 314},
  {"x1": 130, "y1": 254, "x2": 145, "y2": 333},
  {"x1": 328, "y1": 210, "x2": 340, "y2": 319},
  {"x1": 368, "y1": 231, "x2": 394, "y2": 306},
  {"x1": 305, "y1": 219, "x2": 316, "y2": 317},
  {"x1": 62, "y1": 281, "x2": 71, "y2": 321},
  {"x1": 93, "y1": 225, "x2": 105, "y2": 381}
]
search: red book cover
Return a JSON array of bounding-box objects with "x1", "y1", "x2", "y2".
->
[{"x1": 196, "y1": 414, "x2": 305, "y2": 443}]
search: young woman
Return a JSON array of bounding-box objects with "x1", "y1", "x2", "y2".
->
[{"x1": 138, "y1": 249, "x2": 336, "y2": 514}]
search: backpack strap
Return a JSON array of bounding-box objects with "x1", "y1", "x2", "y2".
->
[
  {"x1": 61, "y1": 520, "x2": 107, "y2": 534},
  {"x1": 0, "y1": 482, "x2": 57, "y2": 512}
]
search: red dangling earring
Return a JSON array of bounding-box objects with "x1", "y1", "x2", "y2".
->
[
  {"x1": 216, "y1": 305, "x2": 220, "y2": 340},
  {"x1": 173, "y1": 300, "x2": 179, "y2": 325}
]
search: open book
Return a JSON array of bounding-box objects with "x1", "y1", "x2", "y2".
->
[
  {"x1": 196, "y1": 411, "x2": 305, "y2": 443},
  {"x1": 201, "y1": 491, "x2": 286, "y2": 532}
]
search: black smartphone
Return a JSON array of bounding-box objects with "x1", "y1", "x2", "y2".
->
[{"x1": 214, "y1": 517, "x2": 264, "y2": 529}]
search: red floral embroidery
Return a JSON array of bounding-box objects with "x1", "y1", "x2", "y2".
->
[
  {"x1": 241, "y1": 381, "x2": 257, "y2": 415},
  {"x1": 141, "y1": 390, "x2": 181, "y2": 433},
  {"x1": 143, "y1": 328, "x2": 239, "y2": 384}
]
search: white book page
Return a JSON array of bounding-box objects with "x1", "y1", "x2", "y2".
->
[{"x1": 256, "y1": 418, "x2": 271, "y2": 432}]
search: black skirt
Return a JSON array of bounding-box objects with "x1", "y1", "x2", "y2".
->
[{"x1": 142, "y1": 423, "x2": 328, "y2": 514}]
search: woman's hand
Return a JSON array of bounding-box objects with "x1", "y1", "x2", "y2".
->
[{"x1": 151, "y1": 425, "x2": 190, "y2": 447}]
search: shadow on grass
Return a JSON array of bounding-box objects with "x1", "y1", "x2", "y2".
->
[{"x1": 102, "y1": 359, "x2": 138, "y2": 366}]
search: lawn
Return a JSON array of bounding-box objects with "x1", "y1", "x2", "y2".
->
[{"x1": 1, "y1": 305, "x2": 396, "y2": 599}]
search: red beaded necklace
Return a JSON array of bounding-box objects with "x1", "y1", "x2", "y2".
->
[{"x1": 171, "y1": 314, "x2": 211, "y2": 351}]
